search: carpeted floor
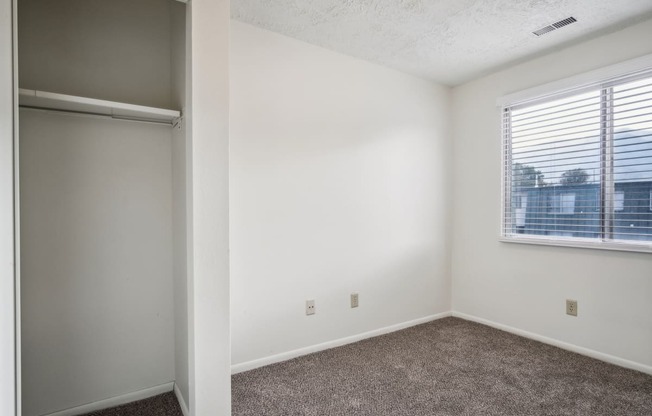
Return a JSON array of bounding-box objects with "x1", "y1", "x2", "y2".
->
[
  {"x1": 80, "y1": 392, "x2": 182, "y2": 416},
  {"x1": 232, "y1": 317, "x2": 652, "y2": 416}
]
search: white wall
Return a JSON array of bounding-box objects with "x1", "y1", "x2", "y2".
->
[
  {"x1": 18, "y1": 0, "x2": 174, "y2": 109},
  {"x1": 19, "y1": 111, "x2": 175, "y2": 416},
  {"x1": 188, "y1": 0, "x2": 231, "y2": 414},
  {"x1": 0, "y1": 0, "x2": 16, "y2": 414},
  {"x1": 451, "y1": 18, "x2": 652, "y2": 371},
  {"x1": 230, "y1": 21, "x2": 452, "y2": 367},
  {"x1": 170, "y1": 1, "x2": 189, "y2": 410}
]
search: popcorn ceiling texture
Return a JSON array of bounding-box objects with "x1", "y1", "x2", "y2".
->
[{"x1": 232, "y1": 0, "x2": 652, "y2": 85}]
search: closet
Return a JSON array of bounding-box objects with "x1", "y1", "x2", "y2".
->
[{"x1": 17, "y1": 1, "x2": 189, "y2": 415}]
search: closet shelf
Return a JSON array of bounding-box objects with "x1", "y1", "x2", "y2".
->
[{"x1": 19, "y1": 89, "x2": 181, "y2": 125}]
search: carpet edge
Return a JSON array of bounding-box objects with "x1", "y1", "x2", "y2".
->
[
  {"x1": 231, "y1": 311, "x2": 452, "y2": 374},
  {"x1": 452, "y1": 311, "x2": 652, "y2": 375},
  {"x1": 41, "y1": 382, "x2": 175, "y2": 416}
]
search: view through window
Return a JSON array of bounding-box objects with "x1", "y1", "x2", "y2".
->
[{"x1": 503, "y1": 71, "x2": 652, "y2": 247}]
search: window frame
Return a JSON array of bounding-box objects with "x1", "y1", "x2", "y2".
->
[{"x1": 499, "y1": 55, "x2": 652, "y2": 254}]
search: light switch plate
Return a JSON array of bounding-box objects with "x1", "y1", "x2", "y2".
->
[{"x1": 351, "y1": 293, "x2": 359, "y2": 308}]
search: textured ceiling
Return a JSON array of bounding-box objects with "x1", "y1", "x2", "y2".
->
[{"x1": 231, "y1": 0, "x2": 652, "y2": 86}]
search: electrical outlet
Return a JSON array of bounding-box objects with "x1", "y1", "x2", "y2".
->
[
  {"x1": 566, "y1": 299, "x2": 578, "y2": 316},
  {"x1": 306, "y1": 300, "x2": 315, "y2": 316},
  {"x1": 351, "y1": 293, "x2": 359, "y2": 308}
]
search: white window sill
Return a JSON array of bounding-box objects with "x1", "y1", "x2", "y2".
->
[{"x1": 499, "y1": 235, "x2": 652, "y2": 254}]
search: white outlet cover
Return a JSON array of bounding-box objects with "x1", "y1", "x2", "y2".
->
[
  {"x1": 306, "y1": 300, "x2": 315, "y2": 315},
  {"x1": 566, "y1": 299, "x2": 578, "y2": 316}
]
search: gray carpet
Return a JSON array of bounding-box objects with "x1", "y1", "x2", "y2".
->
[
  {"x1": 80, "y1": 392, "x2": 182, "y2": 416},
  {"x1": 232, "y1": 317, "x2": 652, "y2": 415}
]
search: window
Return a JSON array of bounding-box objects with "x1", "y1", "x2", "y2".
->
[
  {"x1": 502, "y1": 67, "x2": 652, "y2": 250},
  {"x1": 549, "y1": 193, "x2": 576, "y2": 215}
]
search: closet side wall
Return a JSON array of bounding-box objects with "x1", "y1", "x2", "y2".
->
[
  {"x1": 0, "y1": 0, "x2": 16, "y2": 414},
  {"x1": 188, "y1": 0, "x2": 231, "y2": 413},
  {"x1": 170, "y1": 1, "x2": 189, "y2": 410}
]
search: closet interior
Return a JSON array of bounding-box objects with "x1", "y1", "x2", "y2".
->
[{"x1": 17, "y1": 1, "x2": 189, "y2": 415}]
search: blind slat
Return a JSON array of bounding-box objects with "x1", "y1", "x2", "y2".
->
[
  {"x1": 512, "y1": 101, "x2": 652, "y2": 132},
  {"x1": 512, "y1": 110, "x2": 652, "y2": 139},
  {"x1": 509, "y1": 126, "x2": 650, "y2": 148},
  {"x1": 511, "y1": 80, "x2": 652, "y2": 119},
  {"x1": 511, "y1": 131, "x2": 651, "y2": 153},
  {"x1": 512, "y1": 88, "x2": 652, "y2": 126}
]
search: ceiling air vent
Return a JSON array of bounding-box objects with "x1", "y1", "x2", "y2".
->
[
  {"x1": 552, "y1": 16, "x2": 577, "y2": 29},
  {"x1": 533, "y1": 16, "x2": 577, "y2": 36}
]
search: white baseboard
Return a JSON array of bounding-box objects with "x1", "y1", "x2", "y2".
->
[
  {"x1": 173, "y1": 382, "x2": 190, "y2": 416},
  {"x1": 452, "y1": 311, "x2": 652, "y2": 376},
  {"x1": 43, "y1": 382, "x2": 175, "y2": 416},
  {"x1": 231, "y1": 311, "x2": 452, "y2": 374}
]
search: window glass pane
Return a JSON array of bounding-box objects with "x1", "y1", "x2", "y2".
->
[
  {"x1": 614, "y1": 191, "x2": 624, "y2": 211},
  {"x1": 509, "y1": 90, "x2": 601, "y2": 238},
  {"x1": 612, "y1": 77, "x2": 652, "y2": 241}
]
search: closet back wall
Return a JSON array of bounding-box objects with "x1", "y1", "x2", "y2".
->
[{"x1": 20, "y1": 111, "x2": 175, "y2": 416}]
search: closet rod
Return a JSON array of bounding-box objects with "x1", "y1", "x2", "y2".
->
[
  {"x1": 19, "y1": 105, "x2": 179, "y2": 127},
  {"x1": 19, "y1": 89, "x2": 181, "y2": 125}
]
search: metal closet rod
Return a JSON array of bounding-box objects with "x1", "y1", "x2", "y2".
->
[{"x1": 19, "y1": 105, "x2": 179, "y2": 127}]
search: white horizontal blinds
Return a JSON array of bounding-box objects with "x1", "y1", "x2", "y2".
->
[
  {"x1": 503, "y1": 70, "x2": 652, "y2": 244},
  {"x1": 612, "y1": 76, "x2": 652, "y2": 241},
  {"x1": 506, "y1": 89, "x2": 603, "y2": 239}
]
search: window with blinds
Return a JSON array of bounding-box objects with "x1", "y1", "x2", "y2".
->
[{"x1": 502, "y1": 69, "x2": 652, "y2": 250}]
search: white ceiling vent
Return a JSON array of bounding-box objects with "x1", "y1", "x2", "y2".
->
[{"x1": 533, "y1": 16, "x2": 577, "y2": 36}]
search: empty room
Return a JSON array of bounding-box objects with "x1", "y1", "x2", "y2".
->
[{"x1": 1, "y1": 1, "x2": 652, "y2": 416}]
